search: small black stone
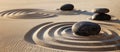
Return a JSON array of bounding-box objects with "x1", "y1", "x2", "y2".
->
[
  {"x1": 93, "y1": 8, "x2": 110, "y2": 13},
  {"x1": 92, "y1": 13, "x2": 111, "y2": 21},
  {"x1": 72, "y1": 21, "x2": 101, "y2": 36},
  {"x1": 60, "y1": 4, "x2": 74, "y2": 11}
]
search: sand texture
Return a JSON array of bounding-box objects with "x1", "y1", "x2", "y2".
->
[{"x1": 0, "y1": 0, "x2": 120, "y2": 52}]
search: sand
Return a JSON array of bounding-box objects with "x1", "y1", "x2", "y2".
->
[{"x1": 0, "y1": 0, "x2": 120, "y2": 52}]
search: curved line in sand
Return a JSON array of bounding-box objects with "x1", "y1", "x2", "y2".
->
[
  {"x1": 24, "y1": 22, "x2": 120, "y2": 51},
  {"x1": 0, "y1": 9, "x2": 57, "y2": 19}
]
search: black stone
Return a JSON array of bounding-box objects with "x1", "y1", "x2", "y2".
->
[
  {"x1": 72, "y1": 21, "x2": 101, "y2": 36},
  {"x1": 93, "y1": 8, "x2": 110, "y2": 13},
  {"x1": 60, "y1": 4, "x2": 74, "y2": 11},
  {"x1": 92, "y1": 13, "x2": 111, "y2": 21}
]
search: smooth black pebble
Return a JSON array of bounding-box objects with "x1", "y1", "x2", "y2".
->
[
  {"x1": 92, "y1": 13, "x2": 111, "y2": 21},
  {"x1": 72, "y1": 21, "x2": 101, "y2": 36},
  {"x1": 60, "y1": 4, "x2": 74, "y2": 11},
  {"x1": 93, "y1": 8, "x2": 110, "y2": 13}
]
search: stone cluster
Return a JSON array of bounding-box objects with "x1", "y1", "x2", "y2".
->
[{"x1": 92, "y1": 8, "x2": 111, "y2": 20}]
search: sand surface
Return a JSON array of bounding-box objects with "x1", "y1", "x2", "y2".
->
[{"x1": 0, "y1": 0, "x2": 120, "y2": 52}]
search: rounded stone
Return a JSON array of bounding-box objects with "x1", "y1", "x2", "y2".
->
[
  {"x1": 72, "y1": 21, "x2": 101, "y2": 36},
  {"x1": 60, "y1": 4, "x2": 74, "y2": 11},
  {"x1": 93, "y1": 8, "x2": 110, "y2": 13},
  {"x1": 92, "y1": 13, "x2": 111, "y2": 21}
]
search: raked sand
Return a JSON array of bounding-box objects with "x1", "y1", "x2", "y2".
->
[{"x1": 0, "y1": 0, "x2": 120, "y2": 52}]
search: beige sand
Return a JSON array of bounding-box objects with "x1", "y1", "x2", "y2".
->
[{"x1": 0, "y1": 0, "x2": 120, "y2": 52}]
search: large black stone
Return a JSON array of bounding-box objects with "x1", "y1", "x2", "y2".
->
[
  {"x1": 72, "y1": 21, "x2": 101, "y2": 36},
  {"x1": 92, "y1": 13, "x2": 111, "y2": 21},
  {"x1": 60, "y1": 4, "x2": 74, "y2": 11}
]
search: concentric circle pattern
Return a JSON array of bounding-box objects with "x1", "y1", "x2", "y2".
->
[
  {"x1": 0, "y1": 9, "x2": 57, "y2": 19},
  {"x1": 25, "y1": 22, "x2": 120, "y2": 51}
]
